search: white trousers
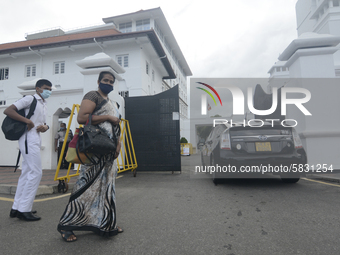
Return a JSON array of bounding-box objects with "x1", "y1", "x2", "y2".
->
[{"x1": 12, "y1": 134, "x2": 42, "y2": 212}]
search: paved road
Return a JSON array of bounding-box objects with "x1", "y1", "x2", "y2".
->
[{"x1": 1, "y1": 155, "x2": 340, "y2": 255}]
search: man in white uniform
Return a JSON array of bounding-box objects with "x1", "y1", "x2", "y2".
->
[{"x1": 4, "y1": 79, "x2": 52, "y2": 221}]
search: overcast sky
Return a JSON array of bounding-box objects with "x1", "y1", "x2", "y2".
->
[{"x1": 0, "y1": 0, "x2": 298, "y2": 77}]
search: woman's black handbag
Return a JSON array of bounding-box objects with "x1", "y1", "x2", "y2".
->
[{"x1": 77, "y1": 114, "x2": 120, "y2": 165}]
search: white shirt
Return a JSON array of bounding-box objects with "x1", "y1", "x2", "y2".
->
[{"x1": 13, "y1": 94, "x2": 47, "y2": 140}]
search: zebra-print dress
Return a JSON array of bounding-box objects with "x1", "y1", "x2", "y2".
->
[{"x1": 57, "y1": 93, "x2": 120, "y2": 237}]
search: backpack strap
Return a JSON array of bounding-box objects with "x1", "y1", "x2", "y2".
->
[
  {"x1": 26, "y1": 96, "x2": 37, "y2": 119},
  {"x1": 24, "y1": 96, "x2": 38, "y2": 155},
  {"x1": 14, "y1": 150, "x2": 21, "y2": 172}
]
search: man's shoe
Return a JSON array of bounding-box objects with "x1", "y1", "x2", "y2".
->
[
  {"x1": 10, "y1": 209, "x2": 37, "y2": 218},
  {"x1": 10, "y1": 209, "x2": 18, "y2": 218},
  {"x1": 17, "y1": 211, "x2": 41, "y2": 221}
]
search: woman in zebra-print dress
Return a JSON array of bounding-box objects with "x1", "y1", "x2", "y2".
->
[{"x1": 57, "y1": 71, "x2": 122, "y2": 242}]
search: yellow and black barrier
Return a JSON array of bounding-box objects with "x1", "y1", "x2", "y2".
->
[
  {"x1": 54, "y1": 104, "x2": 138, "y2": 191},
  {"x1": 180, "y1": 143, "x2": 192, "y2": 156}
]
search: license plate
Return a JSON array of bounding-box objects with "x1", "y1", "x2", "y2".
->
[{"x1": 255, "y1": 142, "x2": 271, "y2": 151}]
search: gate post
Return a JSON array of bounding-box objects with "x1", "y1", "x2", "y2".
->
[{"x1": 75, "y1": 52, "x2": 125, "y2": 118}]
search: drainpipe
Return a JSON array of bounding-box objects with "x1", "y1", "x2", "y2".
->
[
  {"x1": 156, "y1": 55, "x2": 167, "y2": 61},
  {"x1": 151, "y1": 55, "x2": 167, "y2": 65},
  {"x1": 94, "y1": 38, "x2": 104, "y2": 52},
  {"x1": 29, "y1": 47, "x2": 43, "y2": 77}
]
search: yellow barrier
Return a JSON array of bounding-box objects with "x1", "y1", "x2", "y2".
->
[
  {"x1": 116, "y1": 119, "x2": 138, "y2": 176},
  {"x1": 54, "y1": 104, "x2": 138, "y2": 187},
  {"x1": 180, "y1": 143, "x2": 192, "y2": 155}
]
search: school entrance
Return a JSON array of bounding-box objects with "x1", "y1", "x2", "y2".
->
[{"x1": 125, "y1": 85, "x2": 181, "y2": 172}]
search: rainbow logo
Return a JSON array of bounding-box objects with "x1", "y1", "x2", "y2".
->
[{"x1": 196, "y1": 82, "x2": 222, "y2": 106}]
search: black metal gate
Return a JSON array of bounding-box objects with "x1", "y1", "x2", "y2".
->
[{"x1": 125, "y1": 85, "x2": 181, "y2": 172}]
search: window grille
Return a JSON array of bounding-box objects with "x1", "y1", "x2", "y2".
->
[
  {"x1": 0, "y1": 67, "x2": 9, "y2": 80},
  {"x1": 25, "y1": 65, "x2": 36, "y2": 77}
]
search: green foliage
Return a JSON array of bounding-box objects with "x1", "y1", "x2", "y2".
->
[
  {"x1": 180, "y1": 137, "x2": 188, "y2": 143},
  {"x1": 211, "y1": 114, "x2": 222, "y2": 117}
]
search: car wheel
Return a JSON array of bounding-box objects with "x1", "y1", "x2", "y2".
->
[
  {"x1": 212, "y1": 172, "x2": 219, "y2": 185},
  {"x1": 281, "y1": 177, "x2": 300, "y2": 183},
  {"x1": 211, "y1": 154, "x2": 220, "y2": 185}
]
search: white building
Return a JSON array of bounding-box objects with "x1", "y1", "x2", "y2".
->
[
  {"x1": 268, "y1": 0, "x2": 340, "y2": 169},
  {"x1": 0, "y1": 7, "x2": 192, "y2": 169}
]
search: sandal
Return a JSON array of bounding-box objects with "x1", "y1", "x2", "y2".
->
[
  {"x1": 117, "y1": 226, "x2": 124, "y2": 233},
  {"x1": 59, "y1": 230, "x2": 77, "y2": 242}
]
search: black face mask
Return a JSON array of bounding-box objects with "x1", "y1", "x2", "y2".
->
[{"x1": 99, "y1": 83, "x2": 113, "y2": 94}]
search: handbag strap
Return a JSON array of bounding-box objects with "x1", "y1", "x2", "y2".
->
[
  {"x1": 86, "y1": 99, "x2": 108, "y2": 126},
  {"x1": 87, "y1": 114, "x2": 93, "y2": 126},
  {"x1": 93, "y1": 99, "x2": 107, "y2": 113}
]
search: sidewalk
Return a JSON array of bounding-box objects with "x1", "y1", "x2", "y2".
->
[{"x1": 0, "y1": 167, "x2": 77, "y2": 195}]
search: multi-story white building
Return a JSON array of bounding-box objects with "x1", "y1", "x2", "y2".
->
[
  {"x1": 0, "y1": 7, "x2": 192, "y2": 169},
  {"x1": 267, "y1": 0, "x2": 340, "y2": 169},
  {"x1": 269, "y1": 0, "x2": 340, "y2": 79}
]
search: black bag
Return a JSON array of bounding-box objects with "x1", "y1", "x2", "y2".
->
[
  {"x1": 1, "y1": 95, "x2": 37, "y2": 172},
  {"x1": 77, "y1": 113, "x2": 120, "y2": 165},
  {"x1": 2, "y1": 96, "x2": 37, "y2": 141}
]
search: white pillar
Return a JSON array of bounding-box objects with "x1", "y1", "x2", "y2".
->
[
  {"x1": 278, "y1": 33, "x2": 340, "y2": 169},
  {"x1": 329, "y1": 0, "x2": 333, "y2": 8},
  {"x1": 75, "y1": 53, "x2": 126, "y2": 119}
]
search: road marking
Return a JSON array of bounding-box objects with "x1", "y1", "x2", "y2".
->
[
  {"x1": 34, "y1": 193, "x2": 70, "y2": 202},
  {"x1": 302, "y1": 177, "x2": 340, "y2": 187},
  {"x1": 0, "y1": 197, "x2": 14, "y2": 202},
  {"x1": 0, "y1": 193, "x2": 70, "y2": 202}
]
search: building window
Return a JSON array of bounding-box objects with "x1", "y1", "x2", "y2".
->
[
  {"x1": 152, "y1": 70, "x2": 155, "y2": 81},
  {"x1": 117, "y1": 55, "x2": 129, "y2": 68},
  {"x1": 154, "y1": 21, "x2": 164, "y2": 42},
  {"x1": 25, "y1": 65, "x2": 36, "y2": 77},
  {"x1": 0, "y1": 67, "x2": 9, "y2": 80},
  {"x1": 334, "y1": 0, "x2": 339, "y2": 7},
  {"x1": 136, "y1": 19, "x2": 150, "y2": 31},
  {"x1": 119, "y1": 91, "x2": 129, "y2": 98},
  {"x1": 119, "y1": 22, "x2": 132, "y2": 33},
  {"x1": 0, "y1": 89, "x2": 5, "y2": 105},
  {"x1": 54, "y1": 62, "x2": 65, "y2": 74},
  {"x1": 146, "y1": 61, "x2": 149, "y2": 75}
]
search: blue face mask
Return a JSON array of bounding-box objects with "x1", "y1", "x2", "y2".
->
[
  {"x1": 99, "y1": 83, "x2": 113, "y2": 94},
  {"x1": 40, "y1": 89, "x2": 52, "y2": 99}
]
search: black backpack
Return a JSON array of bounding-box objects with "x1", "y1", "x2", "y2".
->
[
  {"x1": 1, "y1": 96, "x2": 37, "y2": 172},
  {"x1": 2, "y1": 96, "x2": 37, "y2": 140}
]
